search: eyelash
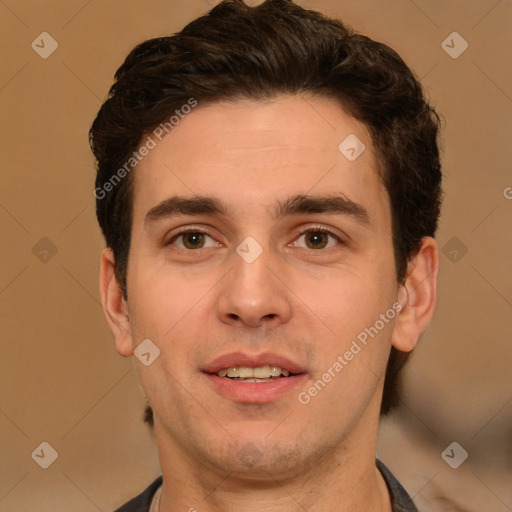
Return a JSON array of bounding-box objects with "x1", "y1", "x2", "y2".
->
[{"x1": 166, "y1": 225, "x2": 344, "y2": 251}]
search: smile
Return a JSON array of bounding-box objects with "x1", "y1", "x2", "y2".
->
[{"x1": 216, "y1": 365, "x2": 292, "y2": 381}]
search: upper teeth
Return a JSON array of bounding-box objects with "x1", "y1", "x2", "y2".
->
[{"x1": 217, "y1": 366, "x2": 290, "y2": 378}]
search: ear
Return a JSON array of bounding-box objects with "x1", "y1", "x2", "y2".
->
[
  {"x1": 99, "y1": 248, "x2": 134, "y2": 357},
  {"x1": 391, "y1": 236, "x2": 439, "y2": 352}
]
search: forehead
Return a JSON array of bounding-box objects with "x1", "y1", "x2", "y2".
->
[{"x1": 131, "y1": 95, "x2": 389, "y2": 226}]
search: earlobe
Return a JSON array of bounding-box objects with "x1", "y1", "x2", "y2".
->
[
  {"x1": 391, "y1": 237, "x2": 439, "y2": 353},
  {"x1": 99, "y1": 248, "x2": 134, "y2": 357}
]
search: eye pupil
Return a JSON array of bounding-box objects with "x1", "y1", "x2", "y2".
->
[
  {"x1": 183, "y1": 232, "x2": 204, "y2": 249},
  {"x1": 305, "y1": 231, "x2": 328, "y2": 249}
]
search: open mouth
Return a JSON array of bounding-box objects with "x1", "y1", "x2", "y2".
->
[
  {"x1": 215, "y1": 365, "x2": 296, "y2": 382},
  {"x1": 204, "y1": 356, "x2": 307, "y2": 402}
]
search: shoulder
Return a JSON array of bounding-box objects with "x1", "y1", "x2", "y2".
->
[
  {"x1": 113, "y1": 476, "x2": 163, "y2": 512},
  {"x1": 376, "y1": 459, "x2": 419, "y2": 512}
]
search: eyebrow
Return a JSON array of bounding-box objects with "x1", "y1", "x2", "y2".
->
[{"x1": 145, "y1": 193, "x2": 370, "y2": 227}]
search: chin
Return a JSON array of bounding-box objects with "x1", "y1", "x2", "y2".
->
[{"x1": 198, "y1": 432, "x2": 314, "y2": 481}]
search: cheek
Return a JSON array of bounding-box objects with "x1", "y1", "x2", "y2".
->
[
  {"x1": 127, "y1": 259, "x2": 224, "y2": 371},
  {"x1": 290, "y1": 261, "x2": 398, "y2": 395},
  {"x1": 293, "y1": 257, "x2": 396, "y2": 338},
  {"x1": 126, "y1": 264, "x2": 195, "y2": 343}
]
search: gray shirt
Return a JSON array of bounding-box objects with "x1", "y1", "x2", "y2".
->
[{"x1": 114, "y1": 459, "x2": 418, "y2": 512}]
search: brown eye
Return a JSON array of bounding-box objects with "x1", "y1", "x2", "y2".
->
[
  {"x1": 294, "y1": 229, "x2": 340, "y2": 250},
  {"x1": 182, "y1": 232, "x2": 205, "y2": 249},
  {"x1": 304, "y1": 231, "x2": 329, "y2": 249},
  {"x1": 168, "y1": 230, "x2": 218, "y2": 250}
]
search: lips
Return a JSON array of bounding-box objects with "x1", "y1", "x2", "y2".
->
[
  {"x1": 202, "y1": 351, "x2": 308, "y2": 403},
  {"x1": 201, "y1": 351, "x2": 306, "y2": 376}
]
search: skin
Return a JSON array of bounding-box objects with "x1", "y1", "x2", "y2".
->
[{"x1": 100, "y1": 95, "x2": 438, "y2": 511}]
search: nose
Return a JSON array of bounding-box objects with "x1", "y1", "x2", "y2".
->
[{"x1": 216, "y1": 245, "x2": 292, "y2": 328}]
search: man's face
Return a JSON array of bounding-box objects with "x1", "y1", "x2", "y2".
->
[{"x1": 123, "y1": 95, "x2": 400, "y2": 477}]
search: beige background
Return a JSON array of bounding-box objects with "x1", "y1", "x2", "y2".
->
[{"x1": 1, "y1": 0, "x2": 511, "y2": 511}]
